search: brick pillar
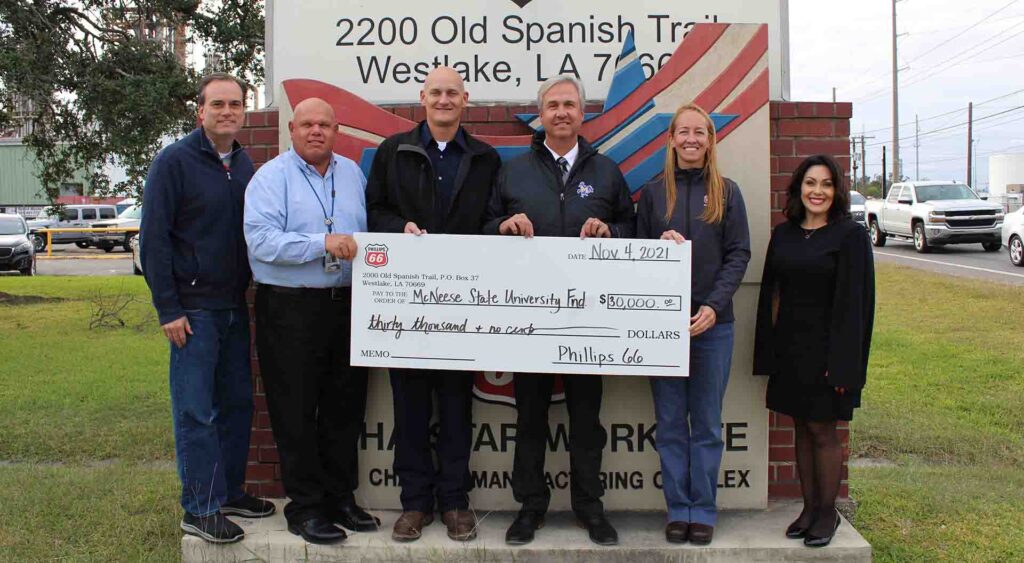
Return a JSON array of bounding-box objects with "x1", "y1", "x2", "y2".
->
[
  {"x1": 239, "y1": 100, "x2": 854, "y2": 501},
  {"x1": 238, "y1": 110, "x2": 285, "y2": 498},
  {"x1": 767, "y1": 100, "x2": 853, "y2": 500}
]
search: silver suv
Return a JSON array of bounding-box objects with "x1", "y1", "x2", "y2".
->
[{"x1": 26, "y1": 204, "x2": 119, "y2": 252}]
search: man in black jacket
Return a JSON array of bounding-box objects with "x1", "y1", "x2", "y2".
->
[
  {"x1": 366, "y1": 66, "x2": 501, "y2": 543},
  {"x1": 141, "y1": 73, "x2": 275, "y2": 544},
  {"x1": 484, "y1": 75, "x2": 635, "y2": 546}
]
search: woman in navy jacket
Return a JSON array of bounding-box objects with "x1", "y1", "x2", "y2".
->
[{"x1": 636, "y1": 103, "x2": 751, "y2": 545}]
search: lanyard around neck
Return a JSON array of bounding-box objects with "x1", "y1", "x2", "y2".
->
[{"x1": 300, "y1": 163, "x2": 336, "y2": 233}]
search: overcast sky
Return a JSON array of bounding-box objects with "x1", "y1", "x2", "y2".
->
[{"x1": 789, "y1": 0, "x2": 1024, "y2": 189}]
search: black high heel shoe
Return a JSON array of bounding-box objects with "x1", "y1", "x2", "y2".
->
[
  {"x1": 785, "y1": 517, "x2": 810, "y2": 539},
  {"x1": 803, "y1": 510, "x2": 841, "y2": 548}
]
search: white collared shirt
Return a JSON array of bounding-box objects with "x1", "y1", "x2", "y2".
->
[{"x1": 544, "y1": 140, "x2": 579, "y2": 170}]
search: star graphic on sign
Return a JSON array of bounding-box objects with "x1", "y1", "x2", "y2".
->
[{"x1": 512, "y1": 32, "x2": 739, "y2": 194}]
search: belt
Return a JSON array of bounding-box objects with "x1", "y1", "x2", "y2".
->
[{"x1": 259, "y1": 283, "x2": 351, "y2": 301}]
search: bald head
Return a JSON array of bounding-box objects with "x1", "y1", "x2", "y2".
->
[
  {"x1": 424, "y1": 66, "x2": 465, "y2": 92},
  {"x1": 289, "y1": 97, "x2": 337, "y2": 171},
  {"x1": 293, "y1": 97, "x2": 335, "y2": 122},
  {"x1": 421, "y1": 66, "x2": 468, "y2": 131}
]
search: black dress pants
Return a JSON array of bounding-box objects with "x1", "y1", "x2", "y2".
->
[
  {"x1": 389, "y1": 368, "x2": 474, "y2": 512},
  {"x1": 511, "y1": 373, "x2": 607, "y2": 516},
  {"x1": 255, "y1": 285, "x2": 368, "y2": 525}
]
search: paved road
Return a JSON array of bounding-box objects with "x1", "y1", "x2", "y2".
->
[
  {"x1": 0, "y1": 245, "x2": 135, "y2": 277},
  {"x1": 873, "y1": 238, "x2": 1024, "y2": 286}
]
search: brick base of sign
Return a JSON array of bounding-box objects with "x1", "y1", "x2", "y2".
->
[{"x1": 240, "y1": 100, "x2": 853, "y2": 501}]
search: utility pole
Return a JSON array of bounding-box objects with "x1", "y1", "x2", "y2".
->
[
  {"x1": 852, "y1": 133, "x2": 875, "y2": 188},
  {"x1": 833, "y1": 87, "x2": 837, "y2": 103},
  {"x1": 915, "y1": 114, "x2": 920, "y2": 181},
  {"x1": 882, "y1": 145, "x2": 888, "y2": 199},
  {"x1": 852, "y1": 138, "x2": 859, "y2": 189},
  {"x1": 973, "y1": 139, "x2": 980, "y2": 188},
  {"x1": 967, "y1": 102, "x2": 974, "y2": 186},
  {"x1": 891, "y1": 0, "x2": 901, "y2": 183}
]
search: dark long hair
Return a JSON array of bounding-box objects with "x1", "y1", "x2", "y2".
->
[{"x1": 784, "y1": 154, "x2": 850, "y2": 224}]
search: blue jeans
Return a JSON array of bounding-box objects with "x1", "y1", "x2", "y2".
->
[
  {"x1": 169, "y1": 307, "x2": 253, "y2": 516},
  {"x1": 650, "y1": 322, "x2": 734, "y2": 526}
]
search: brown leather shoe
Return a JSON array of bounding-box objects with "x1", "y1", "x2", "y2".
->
[
  {"x1": 441, "y1": 510, "x2": 478, "y2": 541},
  {"x1": 391, "y1": 511, "x2": 433, "y2": 542},
  {"x1": 665, "y1": 521, "x2": 689, "y2": 543},
  {"x1": 688, "y1": 523, "x2": 714, "y2": 545}
]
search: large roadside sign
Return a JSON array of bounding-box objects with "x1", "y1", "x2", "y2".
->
[{"x1": 267, "y1": 0, "x2": 789, "y2": 103}]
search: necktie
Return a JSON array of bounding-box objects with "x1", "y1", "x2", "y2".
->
[{"x1": 556, "y1": 157, "x2": 570, "y2": 183}]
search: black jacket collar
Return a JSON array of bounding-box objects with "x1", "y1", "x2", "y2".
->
[
  {"x1": 530, "y1": 130, "x2": 597, "y2": 162},
  {"x1": 402, "y1": 121, "x2": 489, "y2": 156}
]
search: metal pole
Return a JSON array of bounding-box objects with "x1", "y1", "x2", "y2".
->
[
  {"x1": 974, "y1": 139, "x2": 979, "y2": 188},
  {"x1": 852, "y1": 138, "x2": 859, "y2": 188},
  {"x1": 883, "y1": 146, "x2": 888, "y2": 199},
  {"x1": 891, "y1": 0, "x2": 901, "y2": 183},
  {"x1": 861, "y1": 136, "x2": 867, "y2": 188},
  {"x1": 967, "y1": 102, "x2": 974, "y2": 186}
]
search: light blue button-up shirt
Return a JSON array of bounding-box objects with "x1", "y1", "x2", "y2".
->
[{"x1": 244, "y1": 148, "x2": 367, "y2": 288}]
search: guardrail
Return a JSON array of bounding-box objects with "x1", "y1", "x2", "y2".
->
[{"x1": 31, "y1": 227, "x2": 140, "y2": 258}]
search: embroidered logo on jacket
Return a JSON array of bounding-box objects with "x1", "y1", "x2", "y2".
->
[{"x1": 577, "y1": 181, "x2": 595, "y2": 198}]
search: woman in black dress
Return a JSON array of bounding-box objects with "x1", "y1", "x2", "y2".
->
[{"x1": 754, "y1": 154, "x2": 874, "y2": 548}]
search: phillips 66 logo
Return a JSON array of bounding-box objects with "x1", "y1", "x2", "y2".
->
[{"x1": 364, "y1": 243, "x2": 389, "y2": 268}]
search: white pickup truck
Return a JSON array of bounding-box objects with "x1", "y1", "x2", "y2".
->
[{"x1": 865, "y1": 181, "x2": 1004, "y2": 253}]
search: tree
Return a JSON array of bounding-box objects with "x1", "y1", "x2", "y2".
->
[
  {"x1": 860, "y1": 175, "x2": 883, "y2": 199},
  {"x1": 0, "y1": 1, "x2": 265, "y2": 204}
]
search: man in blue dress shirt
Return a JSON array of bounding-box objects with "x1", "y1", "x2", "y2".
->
[{"x1": 244, "y1": 97, "x2": 378, "y2": 545}]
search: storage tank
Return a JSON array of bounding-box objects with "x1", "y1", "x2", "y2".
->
[{"x1": 989, "y1": 153, "x2": 1024, "y2": 196}]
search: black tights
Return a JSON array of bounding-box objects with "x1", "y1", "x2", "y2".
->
[{"x1": 792, "y1": 418, "x2": 842, "y2": 535}]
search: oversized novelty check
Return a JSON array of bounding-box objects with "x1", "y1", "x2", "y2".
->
[{"x1": 350, "y1": 234, "x2": 691, "y2": 377}]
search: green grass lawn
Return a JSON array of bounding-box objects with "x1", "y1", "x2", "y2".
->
[{"x1": 1, "y1": 266, "x2": 1022, "y2": 561}]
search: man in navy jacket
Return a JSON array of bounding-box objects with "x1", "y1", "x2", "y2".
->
[{"x1": 141, "y1": 73, "x2": 275, "y2": 544}]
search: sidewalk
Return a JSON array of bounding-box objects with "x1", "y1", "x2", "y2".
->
[{"x1": 182, "y1": 500, "x2": 871, "y2": 562}]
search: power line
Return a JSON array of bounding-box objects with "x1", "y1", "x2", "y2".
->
[
  {"x1": 866, "y1": 104, "x2": 1024, "y2": 147},
  {"x1": 854, "y1": 87, "x2": 1024, "y2": 135},
  {"x1": 898, "y1": 110, "x2": 1024, "y2": 147},
  {"x1": 904, "y1": 0, "x2": 1020, "y2": 64},
  {"x1": 842, "y1": 1, "x2": 1022, "y2": 97},
  {"x1": 899, "y1": 24, "x2": 1024, "y2": 90},
  {"x1": 853, "y1": 18, "x2": 1024, "y2": 103}
]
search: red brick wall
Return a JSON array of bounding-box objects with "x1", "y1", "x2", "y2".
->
[{"x1": 240, "y1": 100, "x2": 854, "y2": 501}]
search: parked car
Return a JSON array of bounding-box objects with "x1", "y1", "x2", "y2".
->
[
  {"x1": 26, "y1": 204, "x2": 119, "y2": 252},
  {"x1": 850, "y1": 190, "x2": 866, "y2": 227},
  {"x1": 90, "y1": 203, "x2": 141, "y2": 252},
  {"x1": 1002, "y1": 206, "x2": 1024, "y2": 267},
  {"x1": 130, "y1": 233, "x2": 143, "y2": 275},
  {"x1": 864, "y1": 181, "x2": 1004, "y2": 253},
  {"x1": 0, "y1": 213, "x2": 36, "y2": 275}
]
